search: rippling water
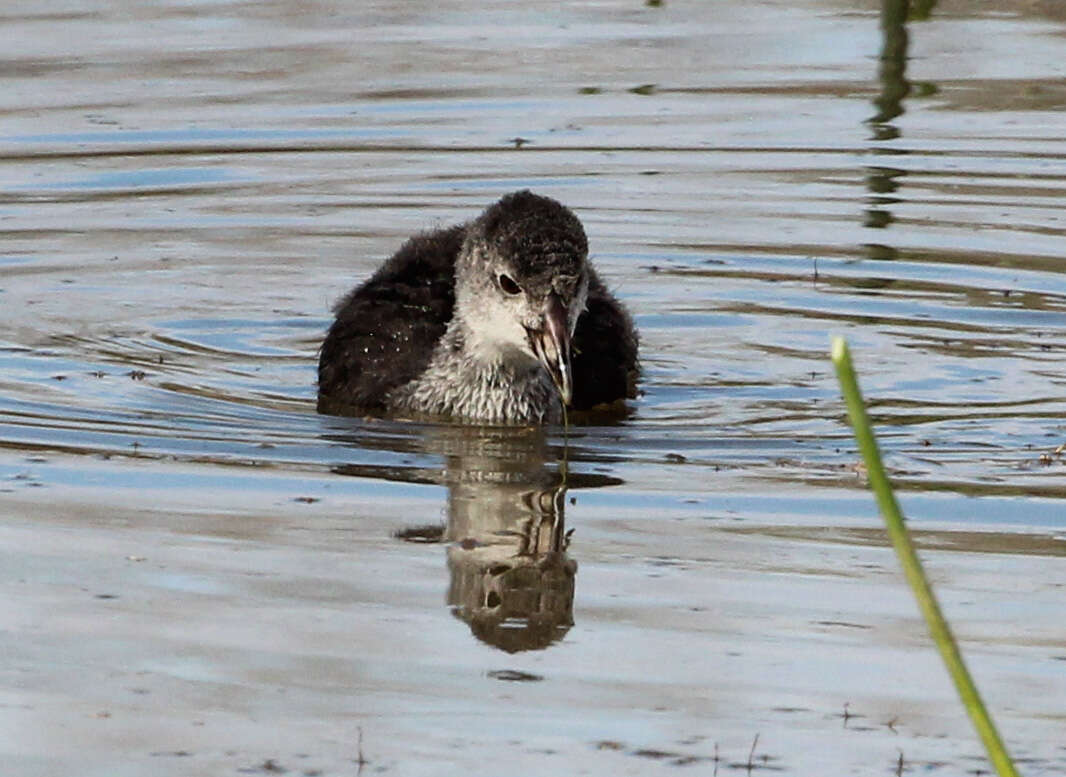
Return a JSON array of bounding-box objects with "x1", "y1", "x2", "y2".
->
[{"x1": 2, "y1": 1, "x2": 1065, "y2": 775}]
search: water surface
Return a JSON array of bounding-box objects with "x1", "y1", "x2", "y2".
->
[{"x1": 2, "y1": 1, "x2": 1065, "y2": 775}]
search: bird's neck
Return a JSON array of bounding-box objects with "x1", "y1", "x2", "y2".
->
[
  {"x1": 390, "y1": 317, "x2": 559, "y2": 424},
  {"x1": 446, "y1": 315, "x2": 532, "y2": 371}
]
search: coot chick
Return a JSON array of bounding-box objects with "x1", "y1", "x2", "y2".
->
[{"x1": 318, "y1": 190, "x2": 638, "y2": 424}]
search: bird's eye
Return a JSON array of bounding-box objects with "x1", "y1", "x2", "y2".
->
[{"x1": 498, "y1": 274, "x2": 522, "y2": 295}]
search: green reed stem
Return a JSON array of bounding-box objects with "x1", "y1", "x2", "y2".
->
[{"x1": 830, "y1": 336, "x2": 1020, "y2": 777}]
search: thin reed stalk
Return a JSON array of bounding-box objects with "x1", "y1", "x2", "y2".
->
[{"x1": 831, "y1": 336, "x2": 1020, "y2": 777}]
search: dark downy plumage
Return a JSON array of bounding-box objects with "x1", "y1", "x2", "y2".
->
[{"x1": 318, "y1": 191, "x2": 638, "y2": 424}]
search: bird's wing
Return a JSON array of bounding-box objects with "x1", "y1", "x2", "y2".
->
[
  {"x1": 570, "y1": 274, "x2": 640, "y2": 410},
  {"x1": 317, "y1": 225, "x2": 465, "y2": 413}
]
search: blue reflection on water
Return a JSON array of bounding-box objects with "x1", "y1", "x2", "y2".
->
[{"x1": 27, "y1": 167, "x2": 234, "y2": 191}]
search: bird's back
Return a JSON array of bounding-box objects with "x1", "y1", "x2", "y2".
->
[{"x1": 317, "y1": 224, "x2": 465, "y2": 414}]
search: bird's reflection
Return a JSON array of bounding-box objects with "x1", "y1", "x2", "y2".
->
[
  {"x1": 329, "y1": 421, "x2": 620, "y2": 653},
  {"x1": 446, "y1": 469, "x2": 575, "y2": 654}
]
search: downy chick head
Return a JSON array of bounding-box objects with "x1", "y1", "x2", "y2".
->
[{"x1": 455, "y1": 191, "x2": 590, "y2": 405}]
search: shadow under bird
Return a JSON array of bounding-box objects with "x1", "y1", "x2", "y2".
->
[{"x1": 317, "y1": 190, "x2": 639, "y2": 424}]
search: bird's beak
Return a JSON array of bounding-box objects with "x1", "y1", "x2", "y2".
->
[{"x1": 528, "y1": 292, "x2": 573, "y2": 406}]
